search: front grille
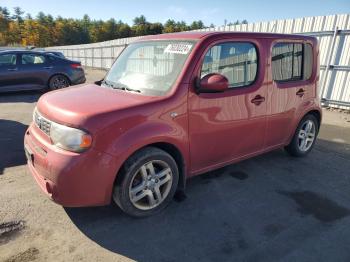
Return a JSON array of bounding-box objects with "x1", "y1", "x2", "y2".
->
[{"x1": 34, "y1": 110, "x2": 51, "y2": 136}]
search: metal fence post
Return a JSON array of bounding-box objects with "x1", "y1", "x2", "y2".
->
[
  {"x1": 92, "y1": 47, "x2": 95, "y2": 68},
  {"x1": 320, "y1": 26, "x2": 338, "y2": 99},
  {"x1": 83, "y1": 48, "x2": 86, "y2": 67},
  {"x1": 100, "y1": 46, "x2": 103, "y2": 70}
]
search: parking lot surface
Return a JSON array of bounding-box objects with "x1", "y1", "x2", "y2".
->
[{"x1": 1, "y1": 68, "x2": 350, "y2": 262}]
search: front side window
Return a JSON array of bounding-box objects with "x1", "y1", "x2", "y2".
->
[
  {"x1": 272, "y1": 43, "x2": 313, "y2": 82},
  {"x1": 21, "y1": 54, "x2": 46, "y2": 65},
  {"x1": 0, "y1": 54, "x2": 16, "y2": 66},
  {"x1": 200, "y1": 42, "x2": 258, "y2": 88},
  {"x1": 104, "y1": 40, "x2": 195, "y2": 96}
]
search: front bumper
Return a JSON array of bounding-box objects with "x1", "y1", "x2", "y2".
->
[{"x1": 24, "y1": 123, "x2": 116, "y2": 207}]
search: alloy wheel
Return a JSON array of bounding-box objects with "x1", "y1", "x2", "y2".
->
[
  {"x1": 52, "y1": 76, "x2": 69, "y2": 89},
  {"x1": 298, "y1": 120, "x2": 316, "y2": 152},
  {"x1": 129, "y1": 160, "x2": 173, "y2": 210}
]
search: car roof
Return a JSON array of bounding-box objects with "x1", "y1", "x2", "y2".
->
[
  {"x1": 0, "y1": 50, "x2": 54, "y2": 55},
  {"x1": 140, "y1": 31, "x2": 316, "y2": 42}
]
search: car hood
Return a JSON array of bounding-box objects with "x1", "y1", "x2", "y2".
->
[{"x1": 37, "y1": 84, "x2": 157, "y2": 131}]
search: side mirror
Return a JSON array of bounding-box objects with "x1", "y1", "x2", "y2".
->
[{"x1": 198, "y1": 73, "x2": 229, "y2": 93}]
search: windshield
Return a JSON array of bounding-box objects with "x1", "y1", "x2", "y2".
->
[{"x1": 103, "y1": 40, "x2": 196, "y2": 96}]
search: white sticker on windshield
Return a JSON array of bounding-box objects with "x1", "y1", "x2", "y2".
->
[{"x1": 164, "y1": 44, "x2": 192, "y2": 54}]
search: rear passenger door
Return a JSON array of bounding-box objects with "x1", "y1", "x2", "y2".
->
[
  {"x1": 18, "y1": 53, "x2": 52, "y2": 89},
  {"x1": 266, "y1": 41, "x2": 314, "y2": 148},
  {"x1": 188, "y1": 39, "x2": 268, "y2": 173}
]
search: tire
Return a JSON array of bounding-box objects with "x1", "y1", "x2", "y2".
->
[
  {"x1": 49, "y1": 75, "x2": 70, "y2": 90},
  {"x1": 285, "y1": 114, "x2": 319, "y2": 157},
  {"x1": 113, "y1": 147, "x2": 179, "y2": 217}
]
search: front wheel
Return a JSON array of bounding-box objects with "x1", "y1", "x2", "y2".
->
[
  {"x1": 285, "y1": 114, "x2": 319, "y2": 157},
  {"x1": 113, "y1": 147, "x2": 179, "y2": 217}
]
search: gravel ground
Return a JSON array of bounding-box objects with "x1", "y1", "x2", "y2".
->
[{"x1": 1, "y1": 68, "x2": 350, "y2": 262}]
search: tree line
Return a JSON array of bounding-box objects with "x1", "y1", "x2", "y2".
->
[{"x1": 0, "y1": 6, "x2": 247, "y2": 47}]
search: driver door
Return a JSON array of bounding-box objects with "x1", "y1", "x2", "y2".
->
[
  {"x1": 0, "y1": 53, "x2": 21, "y2": 92},
  {"x1": 188, "y1": 39, "x2": 268, "y2": 174}
]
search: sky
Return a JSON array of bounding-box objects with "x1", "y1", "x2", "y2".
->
[{"x1": 1, "y1": 0, "x2": 349, "y2": 26}]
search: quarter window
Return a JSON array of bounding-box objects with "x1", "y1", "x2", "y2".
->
[
  {"x1": 272, "y1": 43, "x2": 313, "y2": 82},
  {"x1": 201, "y1": 42, "x2": 258, "y2": 88},
  {"x1": 303, "y1": 44, "x2": 313, "y2": 80},
  {"x1": 0, "y1": 54, "x2": 16, "y2": 66},
  {"x1": 21, "y1": 54, "x2": 46, "y2": 65}
]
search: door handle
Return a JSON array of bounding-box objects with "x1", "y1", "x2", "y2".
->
[
  {"x1": 43, "y1": 66, "x2": 53, "y2": 69},
  {"x1": 251, "y1": 95, "x2": 265, "y2": 105},
  {"x1": 296, "y1": 88, "x2": 305, "y2": 97},
  {"x1": 7, "y1": 68, "x2": 18, "y2": 71}
]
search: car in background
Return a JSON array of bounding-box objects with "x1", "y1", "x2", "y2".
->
[{"x1": 0, "y1": 50, "x2": 85, "y2": 92}]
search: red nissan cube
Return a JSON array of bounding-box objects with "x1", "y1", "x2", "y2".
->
[{"x1": 24, "y1": 32, "x2": 321, "y2": 217}]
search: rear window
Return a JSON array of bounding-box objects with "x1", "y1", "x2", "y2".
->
[
  {"x1": 47, "y1": 55, "x2": 57, "y2": 62},
  {"x1": 272, "y1": 43, "x2": 313, "y2": 82}
]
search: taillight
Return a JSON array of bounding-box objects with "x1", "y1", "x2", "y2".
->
[{"x1": 70, "y1": 63, "x2": 82, "y2": 69}]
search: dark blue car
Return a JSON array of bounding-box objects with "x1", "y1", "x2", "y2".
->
[{"x1": 0, "y1": 50, "x2": 86, "y2": 92}]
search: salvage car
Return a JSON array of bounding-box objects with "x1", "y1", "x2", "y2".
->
[
  {"x1": 24, "y1": 32, "x2": 321, "y2": 217},
  {"x1": 0, "y1": 50, "x2": 85, "y2": 92}
]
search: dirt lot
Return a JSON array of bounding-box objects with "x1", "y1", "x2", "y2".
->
[{"x1": 1, "y1": 68, "x2": 350, "y2": 262}]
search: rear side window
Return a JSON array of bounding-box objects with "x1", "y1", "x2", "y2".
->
[
  {"x1": 303, "y1": 44, "x2": 313, "y2": 80},
  {"x1": 0, "y1": 54, "x2": 16, "y2": 66},
  {"x1": 47, "y1": 55, "x2": 57, "y2": 62},
  {"x1": 272, "y1": 43, "x2": 313, "y2": 82},
  {"x1": 201, "y1": 42, "x2": 258, "y2": 88},
  {"x1": 21, "y1": 54, "x2": 46, "y2": 65}
]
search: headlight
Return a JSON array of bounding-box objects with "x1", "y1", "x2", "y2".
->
[{"x1": 50, "y1": 122, "x2": 92, "y2": 152}]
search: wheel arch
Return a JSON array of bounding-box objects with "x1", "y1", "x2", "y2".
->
[
  {"x1": 148, "y1": 142, "x2": 186, "y2": 192},
  {"x1": 306, "y1": 109, "x2": 322, "y2": 129},
  {"x1": 287, "y1": 107, "x2": 322, "y2": 145},
  {"x1": 113, "y1": 142, "x2": 187, "y2": 195}
]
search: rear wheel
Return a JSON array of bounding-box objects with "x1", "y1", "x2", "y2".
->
[
  {"x1": 285, "y1": 114, "x2": 319, "y2": 157},
  {"x1": 49, "y1": 75, "x2": 70, "y2": 90},
  {"x1": 113, "y1": 147, "x2": 179, "y2": 217}
]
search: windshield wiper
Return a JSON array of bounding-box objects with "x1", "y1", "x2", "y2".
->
[
  {"x1": 102, "y1": 80, "x2": 141, "y2": 93},
  {"x1": 114, "y1": 82, "x2": 141, "y2": 93},
  {"x1": 124, "y1": 86, "x2": 141, "y2": 93},
  {"x1": 101, "y1": 80, "x2": 117, "y2": 89}
]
